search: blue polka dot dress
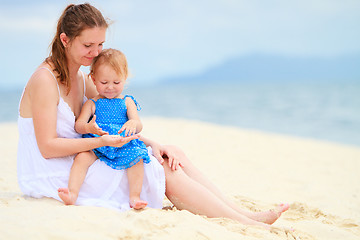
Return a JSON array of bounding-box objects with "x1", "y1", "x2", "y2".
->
[{"x1": 83, "y1": 95, "x2": 150, "y2": 170}]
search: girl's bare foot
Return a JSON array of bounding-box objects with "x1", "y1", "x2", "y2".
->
[
  {"x1": 130, "y1": 198, "x2": 148, "y2": 210},
  {"x1": 58, "y1": 188, "x2": 77, "y2": 205},
  {"x1": 255, "y1": 203, "x2": 290, "y2": 224}
]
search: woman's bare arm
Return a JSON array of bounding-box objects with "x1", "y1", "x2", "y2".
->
[
  {"x1": 139, "y1": 136, "x2": 184, "y2": 170},
  {"x1": 29, "y1": 70, "x2": 135, "y2": 159}
]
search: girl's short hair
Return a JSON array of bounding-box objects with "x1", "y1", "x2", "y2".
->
[{"x1": 90, "y1": 49, "x2": 128, "y2": 80}]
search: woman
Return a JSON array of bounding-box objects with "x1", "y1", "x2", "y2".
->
[{"x1": 17, "y1": 3, "x2": 288, "y2": 229}]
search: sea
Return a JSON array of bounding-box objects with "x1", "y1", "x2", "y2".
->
[{"x1": 2, "y1": 81, "x2": 360, "y2": 147}]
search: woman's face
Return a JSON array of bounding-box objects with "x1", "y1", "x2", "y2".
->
[{"x1": 66, "y1": 27, "x2": 106, "y2": 67}]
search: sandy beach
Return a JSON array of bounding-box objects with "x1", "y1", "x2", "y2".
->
[{"x1": 1, "y1": 117, "x2": 359, "y2": 239}]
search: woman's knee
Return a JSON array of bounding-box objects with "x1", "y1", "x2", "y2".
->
[
  {"x1": 165, "y1": 144, "x2": 191, "y2": 165},
  {"x1": 163, "y1": 163, "x2": 186, "y2": 191}
]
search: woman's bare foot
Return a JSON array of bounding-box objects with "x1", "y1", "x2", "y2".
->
[
  {"x1": 255, "y1": 203, "x2": 290, "y2": 224},
  {"x1": 130, "y1": 198, "x2": 148, "y2": 210},
  {"x1": 58, "y1": 188, "x2": 77, "y2": 205}
]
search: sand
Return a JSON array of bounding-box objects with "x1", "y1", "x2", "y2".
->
[{"x1": 1, "y1": 117, "x2": 359, "y2": 239}]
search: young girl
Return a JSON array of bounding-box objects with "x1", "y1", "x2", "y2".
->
[{"x1": 58, "y1": 48, "x2": 149, "y2": 209}]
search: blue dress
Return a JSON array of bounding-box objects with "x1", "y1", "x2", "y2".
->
[{"x1": 83, "y1": 95, "x2": 150, "y2": 170}]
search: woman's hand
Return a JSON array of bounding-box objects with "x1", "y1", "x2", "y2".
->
[
  {"x1": 101, "y1": 134, "x2": 139, "y2": 148},
  {"x1": 151, "y1": 144, "x2": 185, "y2": 171},
  {"x1": 85, "y1": 115, "x2": 108, "y2": 136}
]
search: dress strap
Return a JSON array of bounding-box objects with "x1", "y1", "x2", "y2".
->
[
  {"x1": 18, "y1": 88, "x2": 26, "y2": 115},
  {"x1": 38, "y1": 67, "x2": 61, "y2": 96},
  {"x1": 89, "y1": 99, "x2": 96, "y2": 104},
  {"x1": 124, "y1": 95, "x2": 141, "y2": 111},
  {"x1": 19, "y1": 67, "x2": 60, "y2": 115}
]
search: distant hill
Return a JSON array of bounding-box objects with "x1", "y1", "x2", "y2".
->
[{"x1": 160, "y1": 54, "x2": 360, "y2": 84}]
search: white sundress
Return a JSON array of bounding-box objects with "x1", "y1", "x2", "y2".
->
[{"x1": 17, "y1": 68, "x2": 165, "y2": 210}]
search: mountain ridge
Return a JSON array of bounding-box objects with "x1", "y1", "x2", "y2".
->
[{"x1": 159, "y1": 54, "x2": 360, "y2": 84}]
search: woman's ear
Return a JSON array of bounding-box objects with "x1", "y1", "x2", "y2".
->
[{"x1": 60, "y1": 33, "x2": 70, "y2": 48}]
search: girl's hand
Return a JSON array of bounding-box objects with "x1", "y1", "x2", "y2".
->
[
  {"x1": 151, "y1": 144, "x2": 185, "y2": 171},
  {"x1": 101, "y1": 134, "x2": 139, "y2": 148},
  {"x1": 85, "y1": 115, "x2": 108, "y2": 136},
  {"x1": 118, "y1": 120, "x2": 138, "y2": 137}
]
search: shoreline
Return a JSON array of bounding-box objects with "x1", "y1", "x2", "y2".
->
[{"x1": 1, "y1": 117, "x2": 359, "y2": 239}]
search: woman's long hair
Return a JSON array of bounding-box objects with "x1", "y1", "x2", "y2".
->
[{"x1": 46, "y1": 3, "x2": 108, "y2": 94}]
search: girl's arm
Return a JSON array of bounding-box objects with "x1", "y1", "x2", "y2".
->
[
  {"x1": 30, "y1": 70, "x2": 136, "y2": 159},
  {"x1": 75, "y1": 100, "x2": 108, "y2": 135},
  {"x1": 75, "y1": 100, "x2": 94, "y2": 134},
  {"x1": 118, "y1": 97, "x2": 143, "y2": 136}
]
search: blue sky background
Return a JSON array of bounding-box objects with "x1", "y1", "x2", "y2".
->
[{"x1": 1, "y1": 0, "x2": 360, "y2": 90}]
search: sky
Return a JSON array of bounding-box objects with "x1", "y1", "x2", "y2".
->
[{"x1": 1, "y1": 0, "x2": 360, "y2": 90}]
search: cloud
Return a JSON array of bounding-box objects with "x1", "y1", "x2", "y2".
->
[
  {"x1": 0, "y1": 4, "x2": 60, "y2": 33},
  {"x1": 0, "y1": 16, "x2": 54, "y2": 33},
  {"x1": 100, "y1": 0, "x2": 360, "y2": 81},
  {"x1": 1, "y1": 0, "x2": 360, "y2": 88}
]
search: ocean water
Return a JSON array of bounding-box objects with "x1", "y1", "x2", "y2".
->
[{"x1": 3, "y1": 81, "x2": 360, "y2": 147}]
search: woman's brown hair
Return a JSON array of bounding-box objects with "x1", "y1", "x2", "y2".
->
[{"x1": 46, "y1": 3, "x2": 108, "y2": 93}]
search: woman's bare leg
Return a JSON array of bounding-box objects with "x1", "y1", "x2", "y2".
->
[
  {"x1": 163, "y1": 163, "x2": 271, "y2": 228},
  {"x1": 127, "y1": 159, "x2": 148, "y2": 210},
  {"x1": 58, "y1": 151, "x2": 97, "y2": 205},
  {"x1": 163, "y1": 145, "x2": 289, "y2": 224}
]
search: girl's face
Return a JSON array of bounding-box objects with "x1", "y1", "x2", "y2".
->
[
  {"x1": 92, "y1": 63, "x2": 125, "y2": 99},
  {"x1": 65, "y1": 27, "x2": 106, "y2": 67}
]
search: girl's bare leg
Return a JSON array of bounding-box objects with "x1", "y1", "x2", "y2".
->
[
  {"x1": 58, "y1": 151, "x2": 97, "y2": 205},
  {"x1": 163, "y1": 163, "x2": 271, "y2": 228},
  {"x1": 163, "y1": 145, "x2": 289, "y2": 224},
  {"x1": 127, "y1": 159, "x2": 148, "y2": 210}
]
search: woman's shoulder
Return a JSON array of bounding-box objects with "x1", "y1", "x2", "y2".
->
[
  {"x1": 27, "y1": 63, "x2": 59, "y2": 94},
  {"x1": 20, "y1": 63, "x2": 60, "y2": 114}
]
